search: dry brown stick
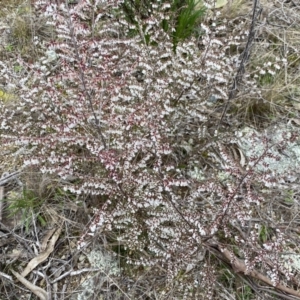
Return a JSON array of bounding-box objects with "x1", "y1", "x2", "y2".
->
[
  {"x1": 21, "y1": 226, "x2": 62, "y2": 277},
  {"x1": 0, "y1": 171, "x2": 21, "y2": 186},
  {"x1": 220, "y1": 247, "x2": 300, "y2": 298},
  {"x1": 0, "y1": 186, "x2": 4, "y2": 222},
  {"x1": 217, "y1": 0, "x2": 262, "y2": 131},
  {"x1": 11, "y1": 270, "x2": 48, "y2": 300}
]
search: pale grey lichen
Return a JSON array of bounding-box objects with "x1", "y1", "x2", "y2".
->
[
  {"x1": 281, "y1": 253, "x2": 300, "y2": 274},
  {"x1": 87, "y1": 249, "x2": 120, "y2": 275},
  {"x1": 236, "y1": 124, "x2": 300, "y2": 177},
  {"x1": 188, "y1": 166, "x2": 205, "y2": 181},
  {"x1": 72, "y1": 249, "x2": 120, "y2": 300}
]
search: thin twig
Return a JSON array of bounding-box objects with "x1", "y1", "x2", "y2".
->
[
  {"x1": 65, "y1": 2, "x2": 107, "y2": 149},
  {"x1": 11, "y1": 269, "x2": 48, "y2": 300},
  {"x1": 0, "y1": 271, "x2": 13, "y2": 281},
  {"x1": 0, "y1": 186, "x2": 4, "y2": 222},
  {"x1": 217, "y1": 0, "x2": 262, "y2": 132},
  {"x1": 51, "y1": 268, "x2": 100, "y2": 284},
  {"x1": 0, "y1": 171, "x2": 22, "y2": 186}
]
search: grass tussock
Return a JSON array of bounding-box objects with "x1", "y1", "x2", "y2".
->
[
  {"x1": 229, "y1": 0, "x2": 300, "y2": 127},
  {"x1": 0, "y1": 0, "x2": 54, "y2": 61}
]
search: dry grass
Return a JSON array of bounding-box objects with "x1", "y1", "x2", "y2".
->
[
  {"x1": 228, "y1": 0, "x2": 300, "y2": 128},
  {"x1": 0, "y1": 0, "x2": 54, "y2": 62}
]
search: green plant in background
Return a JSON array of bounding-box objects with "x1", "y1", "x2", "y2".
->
[
  {"x1": 121, "y1": 0, "x2": 205, "y2": 51},
  {"x1": 5, "y1": 44, "x2": 14, "y2": 52},
  {"x1": 13, "y1": 64, "x2": 23, "y2": 73},
  {"x1": 258, "y1": 224, "x2": 270, "y2": 243},
  {"x1": 171, "y1": 0, "x2": 206, "y2": 51},
  {"x1": 236, "y1": 285, "x2": 254, "y2": 300},
  {"x1": 121, "y1": 0, "x2": 153, "y2": 24},
  {"x1": 219, "y1": 263, "x2": 254, "y2": 300},
  {"x1": 284, "y1": 189, "x2": 294, "y2": 204},
  {"x1": 7, "y1": 189, "x2": 46, "y2": 232},
  {"x1": 219, "y1": 267, "x2": 235, "y2": 287},
  {"x1": 258, "y1": 73, "x2": 276, "y2": 86}
]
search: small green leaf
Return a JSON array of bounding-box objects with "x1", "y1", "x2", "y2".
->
[{"x1": 37, "y1": 214, "x2": 47, "y2": 227}]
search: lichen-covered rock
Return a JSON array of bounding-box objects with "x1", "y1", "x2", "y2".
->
[
  {"x1": 236, "y1": 124, "x2": 300, "y2": 184},
  {"x1": 72, "y1": 248, "x2": 120, "y2": 300}
]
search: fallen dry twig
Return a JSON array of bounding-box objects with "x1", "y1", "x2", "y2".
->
[
  {"x1": 11, "y1": 269, "x2": 48, "y2": 300},
  {"x1": 0, "y1": 186, "x2": 4, "y2": 222},
  {"x1": 221, "y1": 247, "x2": 300, "y2": 299},
  {"x1": 21, "y1": 226, "x2": 62, "y2": 277},
  {"x1": 51, "y1": 267, "x2": 100, "y2": 284},
  {"x1": 0, "y1": 271, "x2": 13, "y2": 281}
]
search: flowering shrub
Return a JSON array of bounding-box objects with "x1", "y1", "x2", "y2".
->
[{"x1": 1, "y1": 0, "x2": 300, "y2": 298}]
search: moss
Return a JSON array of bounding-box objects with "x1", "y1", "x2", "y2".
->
[
  {"x1": 287, "y1": 53, "x2": 300, "y2": 69},
  {"x1": 0, "y1": 90, "x2": 17, "y2": 103}
]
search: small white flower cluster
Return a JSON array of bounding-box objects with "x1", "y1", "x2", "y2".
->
[{"x1": 254, "y1": 58, "x2": 284, "y2": 81}]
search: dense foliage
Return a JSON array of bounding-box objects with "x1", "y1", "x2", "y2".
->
[{"x1": 1, "y1": 0, "x2": 300, "y2": 298}]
